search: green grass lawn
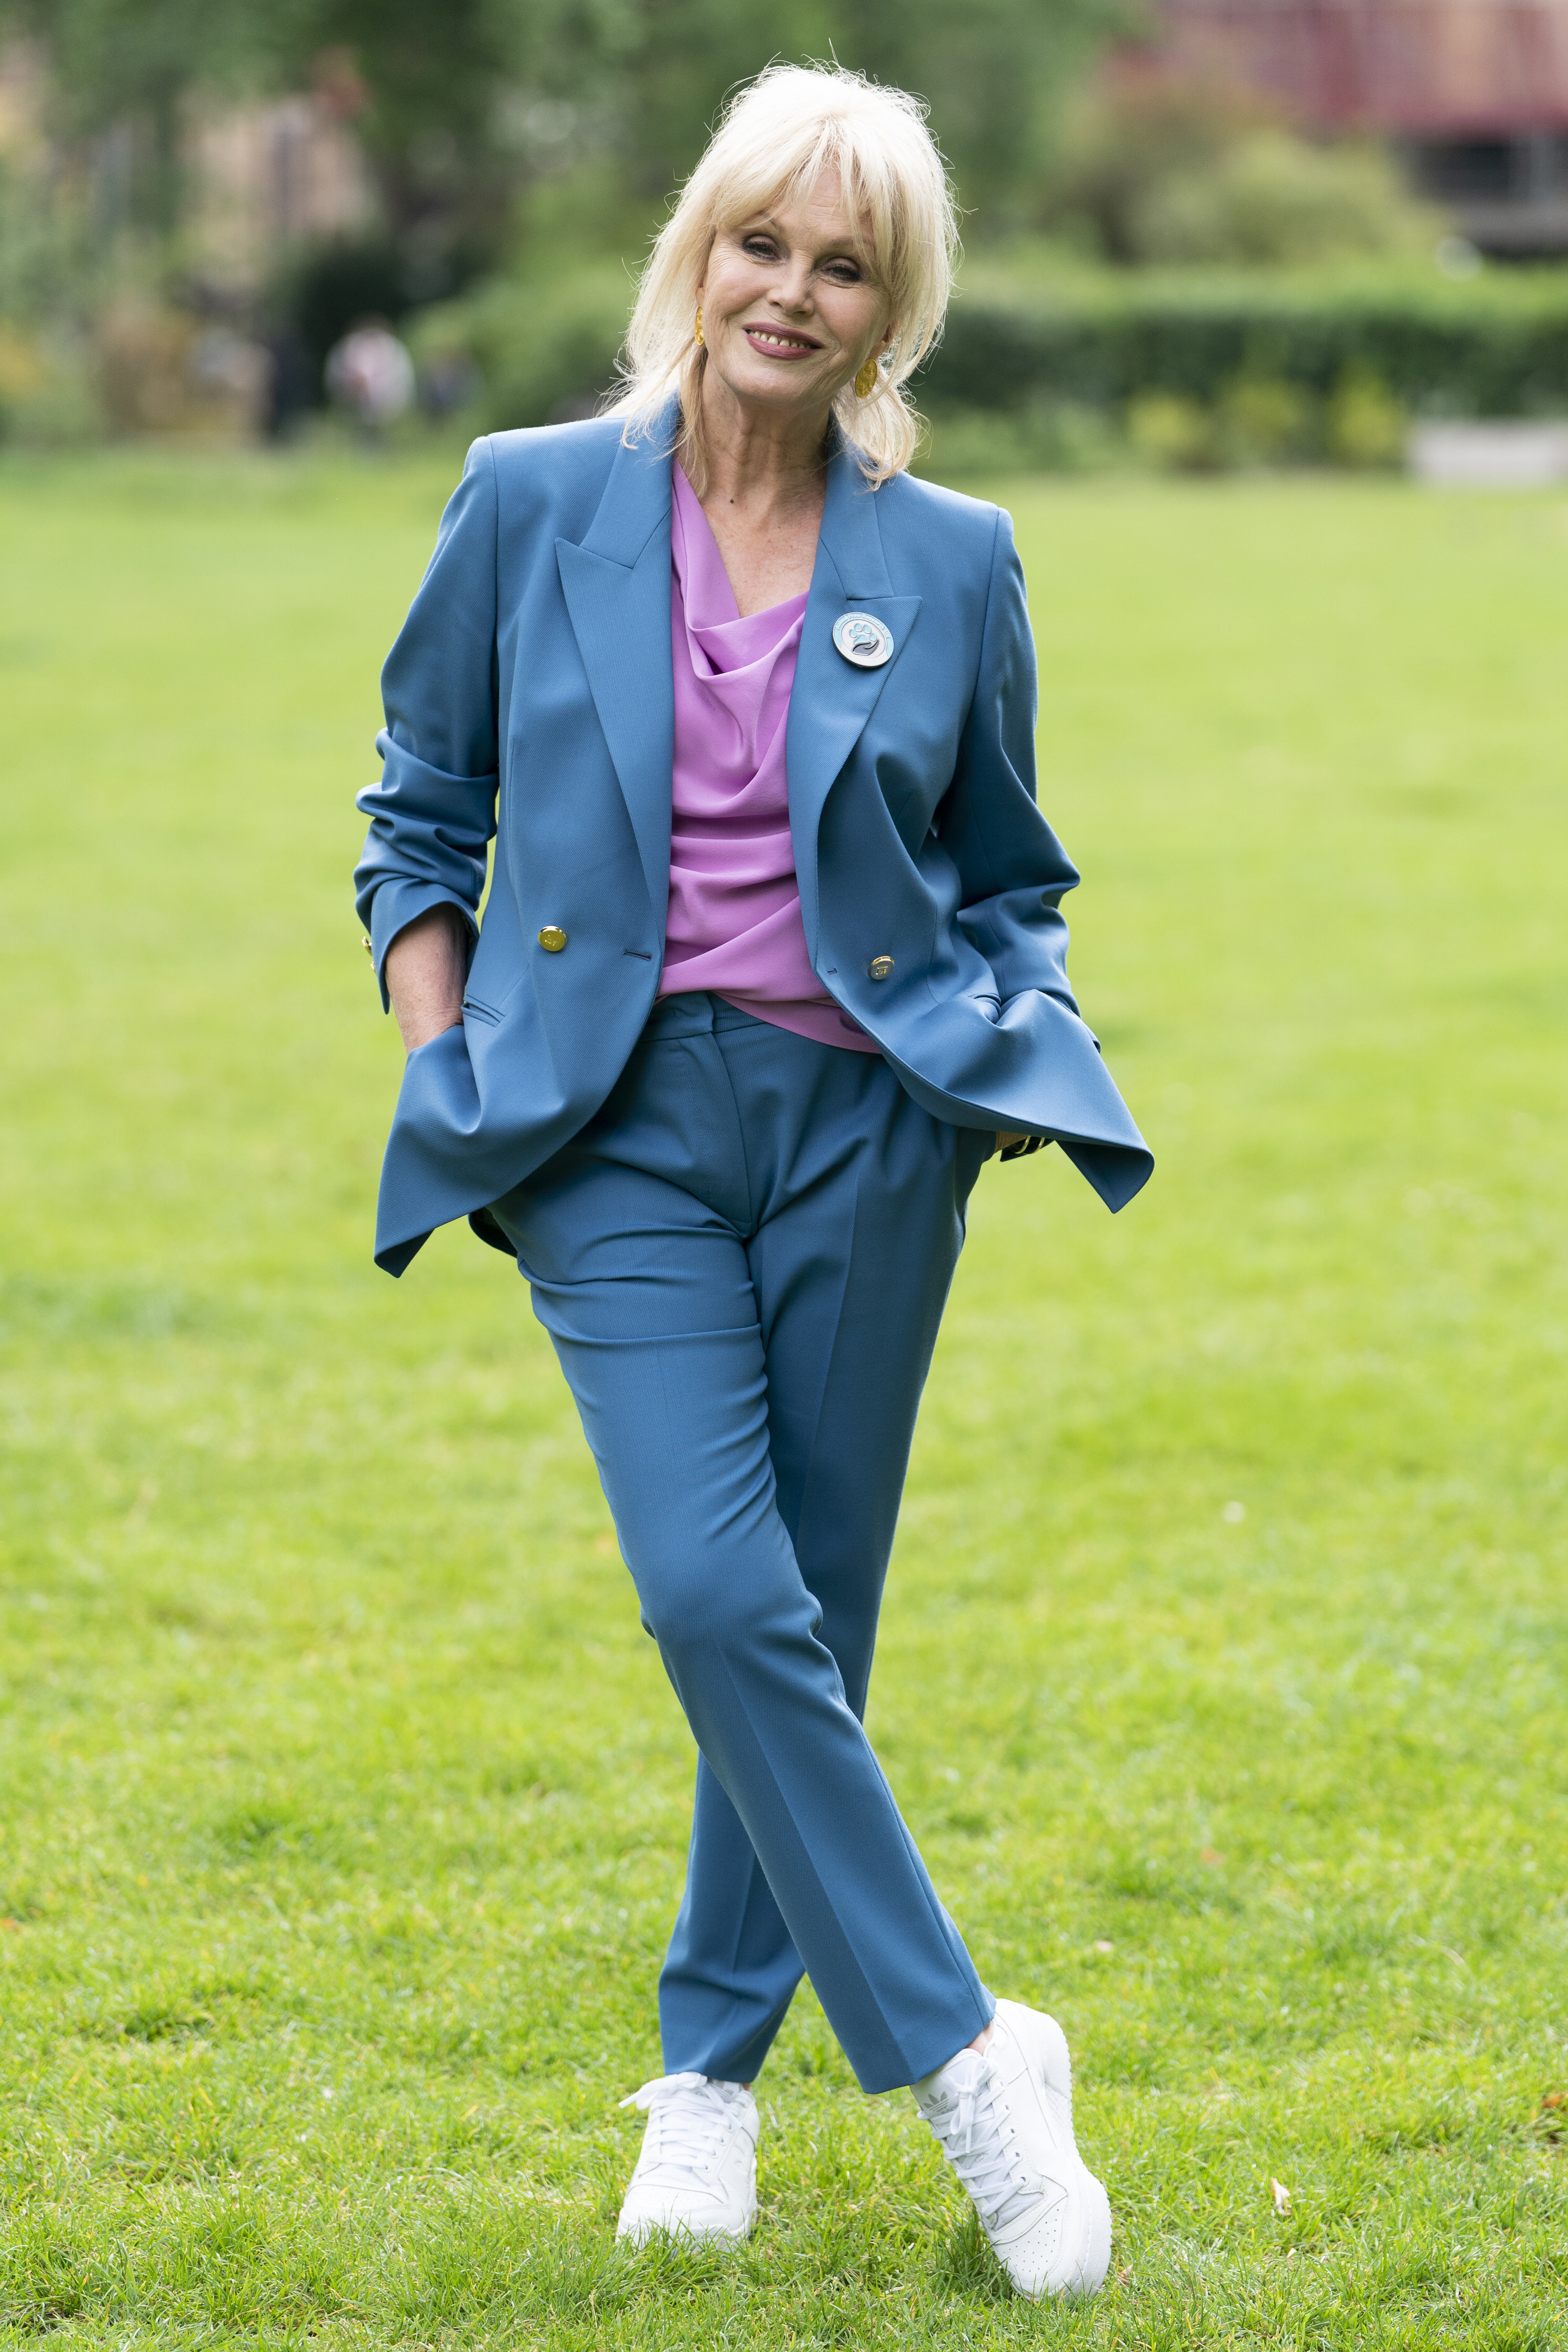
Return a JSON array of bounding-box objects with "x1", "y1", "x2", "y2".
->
[{"x1": 1, "y1": 448, "x2": 1565, "y2": 2349}]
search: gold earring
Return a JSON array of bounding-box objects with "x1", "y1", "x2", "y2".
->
[
  {"x1": 693, "y1": 305, "x2": 704, "y2": 349},
  {"x1": 854, "y1": 355, "x2": 879, "y2": 399}
]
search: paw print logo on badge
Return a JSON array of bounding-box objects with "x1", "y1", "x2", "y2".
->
[{"x1": 832, "y1": 612, "x2": 895, "y2": 669}]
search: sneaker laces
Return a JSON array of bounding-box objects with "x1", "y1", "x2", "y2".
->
[
  {"x1": 620, "y1": 2073, "x2": 743, "y2": 2189},
  {"x1": 918, "y1": 2049, "x2": 1049, "y2": 2233}
]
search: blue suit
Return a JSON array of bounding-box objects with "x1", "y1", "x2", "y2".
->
[
  {"x1": 354, "y1": 411, "x2": 1151, "y2": 2092},
  {"x1": 354, "y1": 408, "x2": 1150, "y2": 1276}
]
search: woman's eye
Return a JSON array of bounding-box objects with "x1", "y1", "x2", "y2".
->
[{"x1": 743, "y1": 238, "x2": 776, "y2": 258}]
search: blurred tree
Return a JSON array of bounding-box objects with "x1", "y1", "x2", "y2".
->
[
  {"x1": 1043, "y1": 81, "x2": 1260, "y2": 264},
  {"x1": 597, "y1": 0, "x2": 1124, "y2": 229},
  {"x1": 10, "y1": 0, "x2": 271, "y2": 234},
  {"x1": 827, "y1": 0, "x2": 1123, "y2": 224},
  {"x1": 282, "y1": 0, "x2": 567, "y2": 272},
  {"x1": 11, "y1": 0, "x2": 535, "y2": 268},
  {"x1": 7, "y1": 0, "x2": 1126, "y2": 301},
  {"x1": 1043, "y1": 81, "x2": 1445, "y2": 266}
]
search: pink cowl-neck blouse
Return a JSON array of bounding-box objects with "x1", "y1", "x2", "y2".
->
[{"x1": 656, "y1": 464, "x2": 879, "y2": 1055}]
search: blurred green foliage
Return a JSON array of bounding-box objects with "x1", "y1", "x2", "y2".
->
[
  {"x1": 6, "y1": 0, "x2": 1122, "y2": 276},
  {"x1": 916, "y1": 257, "x2": 1568, "y2": 470},
  {"x1": 1039, "y1": 82, "x2": 1443, "y2": 268},
  {"x1": 409, "y1": 262, "x2": 635, "y2": 431},
  {"x1": 1139, "y1": 132, "x2": 1438, "y2": 268}
]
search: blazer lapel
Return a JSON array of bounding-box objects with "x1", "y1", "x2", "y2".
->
[
  {"x1": 787, "y1": 443, "x2": 920, "y2": 953},
  {"x1": 556, "y1": 411, "x2": 677, "y2": 930}
]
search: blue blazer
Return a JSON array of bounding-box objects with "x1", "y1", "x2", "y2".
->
[{"x1": 354, "y1": 406, "x2": 1152, "y2": 1275}]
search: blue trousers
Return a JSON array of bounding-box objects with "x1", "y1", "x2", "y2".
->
[{"x1": 490, "y1": 994, "x2": 995, "y2": 2093}]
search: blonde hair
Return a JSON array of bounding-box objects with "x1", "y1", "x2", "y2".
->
[{"x1": 611, "y1": 63, "x2": 959, "y2": 490}]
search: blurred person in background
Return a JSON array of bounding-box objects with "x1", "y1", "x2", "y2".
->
[
  {"x1": 326, "y1": 318, "x2": 415, "y2": 436},
  {"x1": 353, "y1": 63, "x2": 1149, "y2": 2301}
]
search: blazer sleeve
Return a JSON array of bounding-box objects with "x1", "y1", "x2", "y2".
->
[
  {"x1": 937, "y1": 508, "x2": 1085, "y2": 1017},
  {"x1": 353, "y1": 437, "x2": 500, "y2": 1010}
]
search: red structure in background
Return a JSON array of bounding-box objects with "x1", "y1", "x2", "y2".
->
[{"x1": 1132, "y1": 1, "x2": 1568, "y2": 248}]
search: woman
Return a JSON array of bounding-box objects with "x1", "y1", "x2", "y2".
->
[{"x1": 354, "y1": 63, "x2": 1150, "y2": 2302}]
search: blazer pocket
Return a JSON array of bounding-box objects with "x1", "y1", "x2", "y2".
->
[{"x1": 461, "y1": 994, "x2": 502, "y2": 1027}]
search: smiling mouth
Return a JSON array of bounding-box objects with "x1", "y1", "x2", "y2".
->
[{"x1": 741, "y1": 324, "x2": 822, "y2": 359}]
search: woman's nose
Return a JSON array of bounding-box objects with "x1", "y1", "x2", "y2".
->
[{"x1": 770, "y1": 260, "x2": 814, "y2": 311}]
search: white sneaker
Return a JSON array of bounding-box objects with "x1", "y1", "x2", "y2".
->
[
  {"x1": 615, "y1": 2072, "x2": 759, "y2": 2247},
  {"x1": 913, "y1": 1999, "x2": 1111, "y2": 2300}
]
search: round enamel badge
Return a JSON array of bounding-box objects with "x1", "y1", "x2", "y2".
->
[{"x1": 832, "y1": 611, "x2": 895, "y2": 669}]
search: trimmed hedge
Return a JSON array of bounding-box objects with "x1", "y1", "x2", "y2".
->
[
  {"x1": 920, "y1": 264, "x2": 1568, "y2": 417},
  {"x1": 409, "y1": 266, "x2": 632, "y2": 431}
]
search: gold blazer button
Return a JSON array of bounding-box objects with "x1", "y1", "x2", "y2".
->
[
  {"x1": 361, "y1": 935, "x2": 373, "y2": 960},
  {"x1": 868, "y1": 954, "x2": 894, "y2": 980},
  {"x1": 538, "y1": 925, "x2": 568, "y2": 952}
]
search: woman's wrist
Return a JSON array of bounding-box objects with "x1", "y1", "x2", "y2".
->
[{"x1": 385, "y1": 904, "x2": 469, "y2": 1053}]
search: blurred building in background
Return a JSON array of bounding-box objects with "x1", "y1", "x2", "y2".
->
[
  {"x1": 1139, "y1": 0, "x2": 1568, "y2": 252},
  {"x1": 185, "y1": 88, "x2": 375, "y2": 308},
  {"x1": 0, "y1": 33, "x2": 374, "y2": 301}
]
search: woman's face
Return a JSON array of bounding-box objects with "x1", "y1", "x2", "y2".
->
[{"x1": 698, "y1": 171, "x2": 892, "y2": 425}]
